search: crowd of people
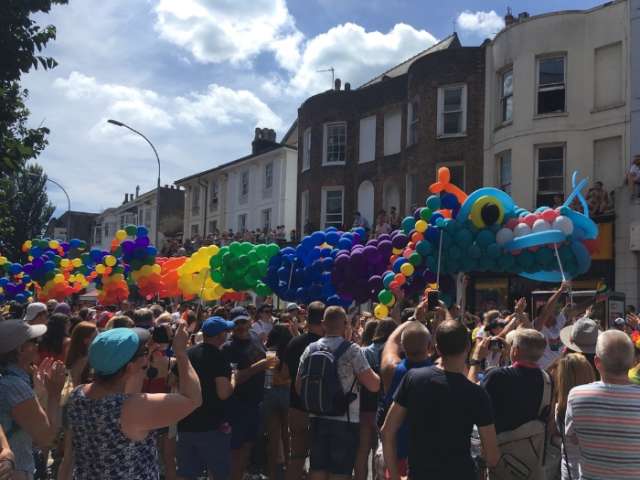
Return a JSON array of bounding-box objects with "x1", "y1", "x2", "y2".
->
[{"x1": 1, "y1": 283, "x2": 640, "y2": 480}]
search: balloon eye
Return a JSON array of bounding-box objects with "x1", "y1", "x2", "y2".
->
[{"x1": 481, "y1": 203, "x2": 500, "y2": 226}]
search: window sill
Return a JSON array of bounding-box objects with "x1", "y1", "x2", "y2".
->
[
  {"x1": 301, "y1": 166, "x2": 310, "y2": 173},
  {"x1": 533, "y1": 112, "x2": 568, "y2": 120},
  {"x1": 494, "y1": 121, "x2": 513, "y2": 132},
  {"x1": 437, "y1": 133, "x2": 467, "y2": 139},
  {"x1": 590, "y1": 102, "x2": 625, "y2": 114},
  {"x1": 322, "y1": 162, "x2": 346, "y2": 167}
]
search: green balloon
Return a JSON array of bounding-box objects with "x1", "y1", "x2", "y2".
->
[
  {"x1": 426, "y1": 195, "x2": 441, "y2": 210},
  {"x1": 255, "y1": 244, "x2": 267, "y2": 258},
  {"x1": 378, "y1": 289, "x2": 393, "y2": 305},
  {"x1": 518, "y1": 251, "x2": 535, "y2": 269},
  {"x1": 229, "y1": 242, "x2": 242, "y2": 256},
  {"x1": 409, "y1": 252, "x2": 423, "y2": 266},
  {"x1": 401, "y1": 216, "x2": 416, "y2": 234},
  {"x1": 487, "y1": 243, "x2": 501, "y2": 259},
  {"x1": 267, "y1": 243, "x2": 280, "y2": 258},
  {"x1": 416, "y1": 240, "x2": 432, "y2": 256},
  {"x1": 240, "y1": 242, "x2": 253, "y2": 254},
  {"x1": 448, "y1": 245, "x2": 461, "y2": 260},
  {"x1": 125, "y1": 224, "x2": 137, "y2": 236},
  {"x1": 420, "y1": 208, "x2": 432, "y2": 221},
  {"x1": 469, "y1": 244, "x2": 482, "y2": 259},
  {"x1": 455, "y1": 229, "x2": 473, "y2": 247},
  {"x1": 211, "y1": 270, "x2": 223, "y2": 282}
]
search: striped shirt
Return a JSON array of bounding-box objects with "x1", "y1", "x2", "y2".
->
[{"x1": 565, "y1": 382, "x2": 640, "y2": 480}]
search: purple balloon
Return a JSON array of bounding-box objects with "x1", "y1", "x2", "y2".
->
[
  {"x1": 392, "y1": 234, "x2": 408, "y2": 249},
  {"x1": 23, "y1": 263, "x2": 34, "y2": 275},
  {"x1": 32, "y1": 258, "x2": 44, "y2": 269},
  {"x1": 362, "y1": 245, "x2": 377, "y2": 259},
  {"x1": 368, "y1": 275, "x2": 383, "y2": 292},
  {"x1": 413, "y1": 208, "x2": 422, "y2": 220},
  {"x1": 377, "y1": 234, "x2": 391, "y2": 242},
  {"x1": 366, "y1": 239, "x2": 378, "y2": 247}
]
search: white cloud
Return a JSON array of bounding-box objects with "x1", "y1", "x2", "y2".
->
[
  {"x1": 153, "y1": 0, "x2": 301, "y2": 66},
  {"x1": 456, "y1": 10, "x2": 504, "y2": 38},
  {"x1": 289, "y1": 23, "x2": 437, "y2": 95}
]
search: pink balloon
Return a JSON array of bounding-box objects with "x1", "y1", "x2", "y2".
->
[
  {"x1": 524, "y1": 214, "x2": 538, "y2": 227},
  {"x1": 541, "y1": 209, "x2": 559, "y2": 223},
  {"x1": 506, "y1": 218, "x2": 519, "y2": 230}
]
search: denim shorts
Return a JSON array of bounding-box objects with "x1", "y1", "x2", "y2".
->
[
  {"x1": 228, "y1": 402, "x2": 261, "y2": 450},
  {"x1": 176, "y1": 429, "x2": 231, "y2": 479},
  {"x1": 262, "y1": 385, "x2": 290, "y2": 418},
  {"x1": 309, "y1": 417, "x2": 359, "y2": 475}
]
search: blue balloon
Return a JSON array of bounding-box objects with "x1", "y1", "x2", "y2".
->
[
  {"x1": 392, "y1": 257, "x2": 407, "y2": 273},
  {"x1": 311, "y1": 231, "x2": 326, "y2": 245},
  {"x1": 503, "y1": 230, "x2": 566, "y2": 251},
  {"x1": 441, "y1": 192, "x2": 459, "y2": 210},
  {"x1": 137, "y1": 226, "x2": 149, "y2": 237},
  {"x1": 69, "y1": 239, "x2": 81, "y2": 249},
  {"x1": 8, "y1": 263, "x2": 22, "y2": 275},
  {"x1": 337, "y1": 238, "x2": 353, "y2": 251}
]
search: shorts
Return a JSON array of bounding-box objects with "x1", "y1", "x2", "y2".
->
[
  {"x1": 262, "y1": 385, "x2": 290, "y2": 418},
  {"x1": 176, "y1": 429, "x2": 231, "y2": 479},
  {"x1": 309, "y1": 417, "x2": 359, "y2": 475},
  {"x1": 228, "y1": 402, "x2": 261, "y2": 449}
]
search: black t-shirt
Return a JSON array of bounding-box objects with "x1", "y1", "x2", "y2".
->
[
  {"x1": 177, "y1": 343, "x2": 230, "y2": 432},
  {"x1": 394, "y1": 366, "x2": 494, "y2": 480},
  {"x1": 481, "y1": 365, "x2": 544, "y2": 434},
  {"x1": 284, "y1": 331, "x2": 321, "y2": 410},
  {"x1": 222, "y1": 334, "x2": 266, "y2": 404}
]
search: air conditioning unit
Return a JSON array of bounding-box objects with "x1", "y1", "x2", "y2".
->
[{"x1": 630, "y1": 222, "x2": 640, "y2": 251}]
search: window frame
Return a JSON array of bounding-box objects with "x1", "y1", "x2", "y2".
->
[
  {"x1": 500, "y1": 68, "x2": 513, "y2": 124},
  {"x1": 535, "y1": 143, "x2": 566, "y2": 207},
  {"x1": 208, "y1": 219, "x2": 218, "y2": 233},
  {"x1": 536, "y1": 54, "x2": 567, "y2": 116},
  {"x1": 190, "y1": 224, "x2": 199, "y2": 236},
  {"x1": 320, "y1": 186, "x2": 344, "y2": 229},
  {"x1": 191, "y1": 185, "x2": 201, "y2": 216},
  {"x1": 209, "y1": 179, "x2": 219, "y2": 211},
  {"x1": 496, "y1": 150, "x2": 512, "y2": 194},
  {"x1": 437, "y1": 84, "x2": 467, "y2": 137},
  {"x1": 302, "y1": 128, "x2": 311, "y2": 171},
  {"x1": 237, "y1": 213, "x2": 247, "y2": 232},
  {"x1": 301, "y1": 190, "x2": 310, "y2": 229},
  {"x1": 436, "y1": 161, "x2": 466, "y2": 191},
  {"x1": 239, "y1": 171, "x2": 249, "y2": 203},
  {"x1": 322, "y1": 122, "x2": 347, "y2": 166},
  {"x1": 263, "y1": 161, "x2": 274, "y2": 197},
  {"x1": 358, "y1": 115, "x2": 376, "y2": 164},
  {"x1": 261, "y1": 208, "x2": 272, "y2": 231},
  {"x1": 407, "y1": 100, "x2": 419, "y2": 146}
]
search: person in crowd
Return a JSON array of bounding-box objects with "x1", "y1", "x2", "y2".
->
[
  {"x1": 149, "y1": 304, "x2": 165, "y2": 321},
  {"x1": 53, "y1": 303, "x2": 71, "y2": 317},
  {"x1": 553, "y1": 353, "x2": 595, "y2": 480},
  {"x1": 559, "y1": 315, "x2": 601, "y2": 374},
  {"x1": 381, "y1": 320, "x2": 499, "y2": 480},
  {"x1": 38, "y1": 313, "x2": 71, "y2": 364},
  {"x1": 360, "y1": 319, "x2": 378, "y2": 348},
  {"x1": 283, "y1": 301, "x2": 325, "y2": 480},
  {"x1": 133, "y1": 308, "x2": 155, "y2": 329},
  {"x1": 565, "y1": 330, "x2": 640, "y2": 479},
  {"x1": 296, "y1": 306, "x2": 380, "y2": 480},
  {"x1": 586, "y1": 181, "x2": 612, "y2": 216},
  {"x1": 23, "y1": 302, "x2": 48, "y2": 326},
  {"x1": 352, "y1": 211, "x2": 369, "y2": 231},
  {"x1": 264, "y1": 324, "x2": 294, "y2": 480},
  {"x1": 223, "y1": 307, "x2": 276, "y2": 480},
  {"x1": 475, "y1": 329, "x2": 551, "y2": 480},
  {"x1": 355, "y1": 319, "x2": 396, "y2": 480},
  {"x1": 378, "y1": 319, "x2": 433, "y2": 478},
  {"x1": 285, "y1": 303, "x2": 301, "y2": 324},
  {"x1": 59, "y1": 323, "x2": 201, "y2": 479},
  {"x1": 0, "y1": 320, "x2": 65, "y2": 480},
  {"x1": 175, "y1": 317, "x2": 235, "y2": 480},
  {"x1": 388, "y1": 207, "x2": 399, "y2": 230},
  {"x1": 65, "y1": 322, "x2": 98, "y2": 387},
  {"x1": 535, "y1": 282, "x2": 572, "y2": 369},
  {"x1": 45, "y1": 300, "x2": 58, "y2": 316},
  {"x1": 374, "y1": 211, "x2": 391, "y2": 238},
  {"x1": 0, "y1": 425, "x2": 15, "y2": 480},
  {"x1": 105, "y1": 315, "x2": 134, "y2": 330},
  {"x1": 627, "y1": 154, "x2": 640, "y2": 190},
  {"x1": 252, "y1": 303, "x2": 275, "y2": 343}
]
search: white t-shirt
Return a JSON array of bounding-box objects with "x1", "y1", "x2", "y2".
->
[
  {"x1": 251, "y1": 319, "x2": 273, "y2": 341},
  {"x1": 539, "y1": 312, "x2": 567, "y2": 370}
]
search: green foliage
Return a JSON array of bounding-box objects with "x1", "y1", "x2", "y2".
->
[
  {"x1": 0, "y1": 164, "x2": 55, "y2": 259},
  {"x1": 0, "y1": 0, "x2": 68, "y2": 176}
]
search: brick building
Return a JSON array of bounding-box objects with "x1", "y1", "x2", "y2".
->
[{"x1": 296, "y1": 33, "x2": 486, "y2": 234}]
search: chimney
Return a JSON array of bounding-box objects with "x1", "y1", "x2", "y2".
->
[
  {"x1": 252, "y1": 127, "x2": 278, "y2": 155},
  {"x1": 124, "y1": 193, "x2": 129, "y2": 204},
  {"x1": 334, "y1": 78, "x2": 341, "y2": 91},
  {"x1": 135, "y1": 185, "x2": 140, "y2": 198},
  {"x1": 130, "y1": 193, "x2": 134, "y2": 201},
  {"x1": 345, "y1": 82, "x2": 351, "y2": 92},
  {"x1": 517, "y1": 11, "x2": 529, "y2": 21},
  {"x1": 504, "y1": 7, "x2": 515, "y2": 26}
]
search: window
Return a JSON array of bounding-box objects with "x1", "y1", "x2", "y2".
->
[
  {"x1": 537, "y1": 56, "x2": 566, "y2": 114},
  {"x1": 437, "y1": 85, "x2": 467, "y2": 136},
  {"x1": 190, "y1": 224, "x2": 199, "y2": 236},
  {"x1": 407, "y1": 101, "x2": 419, "y2": 145},
  {"x1": 264, "y1": 162, "x2": 273, "y2": 193},
  {"x1": 536, "y1": 145, "x2": 565, "y2": 206},
  {"x1": 500, "y1": 69, "x2": 513, "y2": 123},
  {"x1": 237, "y1": 214, "x2": 247, "y2": 232},
  {"x1": 323, "y1": 122, "x2": 346, "y2": 164},
  {"x1": 497, "y1": 150, "x2": 512, "y2": 194},
  {"x1": 261, "y1": 208, "x2": 271, "y2": 231},
  {"x1": 208, "y1": 220, "x2": 218, "y2": 233},
  {"x1": 594, "y1": 43, "x2": 623, "y2": 109},
  {"x1": 594, "y1": 137, "x2": 622, "y2": 194},
  {"x1": 384, "y1": 109, "x2": 402, "y2": 156},
  {"x1": 210, "y1": 180, "x2": 219, "y2": 211},
  {"x1": 103, "y1": 222, "x2": 110, "y2": 240},
  {"x1": 144, "y1": 209, "x2": 152, "y2": 228},
  {"x1": 95, "y1": 226, "x2": 102, "y2": 245},
  {"x1": 301, "y1": 190, "x2": 309, "y2": 230},
  {"x1": 321, "y1": 188, "x2": 344, "y2": 229},
  {"x1": 359, "y1": 116, "x2": 376, "y2": 163},
  {"x1": 191, "y1": 185, "x2": 200, "y2": 215},
  {"x1": 239, "y1": 171, "x2": 249, "y2": 202},
  {"x1": 302, "y1": 128, "x2": 311, "y2": 171},
  {"x1": 437, "y1": 162, "x2": 465, "y2": 191}
]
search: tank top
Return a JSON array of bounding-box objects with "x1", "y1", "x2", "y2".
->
[{"x1": 66, "y1": 386, "x2": 158, "y2": 480}]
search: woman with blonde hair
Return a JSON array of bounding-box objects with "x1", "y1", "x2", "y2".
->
[
  {"x1": 65, "y1": 322, "x2": 98, "y2": 387},
  {"x1": 554, "y1": 353, "x2": 596, "y2": 480}
]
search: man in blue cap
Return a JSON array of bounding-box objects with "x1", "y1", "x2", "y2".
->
[{"x1": 175, "y1": 316, "x2": 236, "y2": 480}]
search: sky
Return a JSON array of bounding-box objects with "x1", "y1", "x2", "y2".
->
[{"x1": 24, "y1": 0, "x2": 605, "y2": 216}]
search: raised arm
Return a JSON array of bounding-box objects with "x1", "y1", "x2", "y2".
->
[
  {"x1": 534, "y1": 283, "x2": 567, "y2": 331},
  {"x1": 380, "y1": 320, "x2": 415, "y2": 392}
]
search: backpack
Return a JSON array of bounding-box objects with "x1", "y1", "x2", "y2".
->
[
  {"x1": 490, "y1": 369, "x2": 553, "y2": 480},
  {"x1": 299, "y1": 340, "x2": 357, "y2": 417}
]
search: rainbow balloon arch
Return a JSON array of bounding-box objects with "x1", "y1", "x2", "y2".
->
[{"x1": 0, "y1": 168, "x2": 598, "y2": 319}]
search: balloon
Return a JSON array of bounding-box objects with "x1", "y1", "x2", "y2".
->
[
  {"x1": 115, "y1": 230, "x2": 127, "y2": 241},
  {"x1": 552, "y1": 216, "x2": 574, "y2": 236},
  {"x1": 496, "y1": 228, "x2": 514, "y2": 245},
  {"x1": 104, "y1": 255, "x2": 117, "y2": 267},
  {"x1": 400, "y1": 263, "x2": 415, "y2": 276},
  {"x1": 513, "y1": 223, "x2": 531, "y2": 238},
  {"x1": 374, "y1": 304, "x2": 389, "y2": 319},
  {"x1": 426, "y1": 195, "x2": 441, "y2": 211},
  {"x1": 420, "y1": 208, "x2": 432, "y2": 221},
  {"x1": 415, "y1": 220, "x2": 428, "y2": 233},
  {"x1": 378, "y1": 289, "x2": 393, "y2": 305},
  {"x1": 532, "y1": 219, "x2": 551, "y2": 234},
  {"x1": 401, "y1": 216, "x2": 416, "y2": 234}
]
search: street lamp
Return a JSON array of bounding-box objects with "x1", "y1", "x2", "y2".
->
[
  {"x1": 26, "y1": 173, "x2": 71, "y2": 241},
  {"x1": 107, "y1": 119, "x2": 161, "y2": 249}
]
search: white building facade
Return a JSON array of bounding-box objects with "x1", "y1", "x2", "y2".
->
[
  {"x1": 175, "y1": 128, "x2": 298, "y2": 238},
  {"x1": 483, "y1": 0, "x2": 638, "y2": 304}
]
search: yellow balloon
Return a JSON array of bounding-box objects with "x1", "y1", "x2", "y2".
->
[
  {"x1": 104, "y1": 255, "x2": 116, "y2": 267},
  {"x1": 54, "y1": 273, "x2": 64, "y2": 283},
  {"x1": 392, "y1": 248, "x2": 402, "y2": 255},
  {"x1": 60, "y1": 258, "x2": 70, "y2": 268},
  {"x1": 0, "y1": 256, "x2": 6, "y2": 266},
  {"x1": 115, "y1": 230, "x2": 127, "y2": 241},
  {"x1": 400, "y1": 263, "x2": 415, "y2": 277},
  {"x1": 415, "y1": 220, "x2": 428, "y2": 233},
  {"x1": 72, "y1": 258, "x2": 82, "y2": 268},
  {"x1": 374, "y1": 304, "x2": 389, "y2": 319},
  {"x1": 95, "y1": 264, "x2": 106, "y2": 274},
  {"x1": 152, "y1": 264, "x2": 161, "y2": 274},
  {"x1": 49, "y1": 240, "x2": 60, "y2": 249}
]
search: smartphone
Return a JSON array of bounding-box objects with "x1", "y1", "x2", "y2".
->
[{"x1": 427, "y1": 290, "x2": 440, "y2": 312}]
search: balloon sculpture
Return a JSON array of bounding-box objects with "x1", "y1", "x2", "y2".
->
[{"x1": 0, "y1": 168, "x2": 598, "y2": 316}]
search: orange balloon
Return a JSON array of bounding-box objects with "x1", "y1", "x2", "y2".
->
[{"x1": 395, "y1": 273, "x2": 406, "y2": 285}]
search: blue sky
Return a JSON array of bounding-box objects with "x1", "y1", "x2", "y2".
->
[{"x1": 24, "y1": 0, "x2": 604, "y2": 216}]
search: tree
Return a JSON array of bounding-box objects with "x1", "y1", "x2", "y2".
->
[
  {"x1": 0, "y1": 164, "x2": 55, "y2": 259},
  {"x1": 0, "y1": 0, "x2": 68, "y2": 176}
]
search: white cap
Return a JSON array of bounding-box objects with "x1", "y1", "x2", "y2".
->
[
  {"x1": 23, "y1": 302, "x2": 47, "y2": 323},
  {"x1": 0, "y1": 319, "x2": 47, "y2": 354},
  {"x1": 286, "y1": 303, "x2": 300, "y2": 312}
]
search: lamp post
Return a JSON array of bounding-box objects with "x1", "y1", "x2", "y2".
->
[
  {"x1": 26, "y1": 173, "x2": 71, "y2": 241},
  {"x1": 107, "y1": 119, "x2": 161, "y2": 249}
]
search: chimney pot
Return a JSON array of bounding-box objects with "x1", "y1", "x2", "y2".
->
[
  {"x1": 345, "y1": 82, "x2": 351, "y2": 91},
  {"x1": 124, "y1": 193, "x2": 128, "y2": 203},
  {"x1": 517, "y1": 11, "x2": 529, "y2": 21},
  {"x1": 135, "y1": 185, "x2": 140, "y2": 198},
  {"x1": 504, "y1": 7, "x2": 515, "y2": 26},
  {"x1": 334, "y1": 78, "x2": 341, "y2": 91}
]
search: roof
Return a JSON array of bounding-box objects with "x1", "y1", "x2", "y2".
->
[
  {"x1": 281, "y1": 120, "x2": 298, "y2": 146},
  {"x1": 174, "y1": 143, "x2": 296, "y2": 185},
  {"x1": 359, "y1": 33, "x2": 460, "y2": 88}
]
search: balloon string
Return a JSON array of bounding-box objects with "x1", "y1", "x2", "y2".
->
[
  {"x1": 287, "y1": 262, "x2": 294, "y2": 290},
  {"x1": 435, "y1": 230, "x2": 444, "y2": 290},
  {"x1": 196, "y1": 267, "x2": 210, "y2": 318},
  {"x1": 553, "y1": 244, "x2": 573, "y2": 304}
]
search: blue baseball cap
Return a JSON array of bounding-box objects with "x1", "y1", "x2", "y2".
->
[
  {"x1": 89, "y1": 327, "x2": 150, "y2": 375},
  {"x1": 202, "y1": 316, "x2": 236, "y2": 336}
]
